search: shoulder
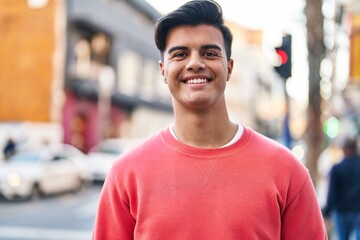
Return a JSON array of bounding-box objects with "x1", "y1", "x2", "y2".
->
[
  {"x1": 108, "y1": 130, "x2": 165, "y2": 174},
  {"x1": 246, "y1": 127, "x2": 300, "y2": 163},
  {"x1": 105, "y1": 129, "x2": 169, "y2": 192},
  {"x1": 245, "y1": 127, "x2": 309, "y2": 180},
  {"x1": 123, "y1": 131, "x2": 161, "y2": 156}
]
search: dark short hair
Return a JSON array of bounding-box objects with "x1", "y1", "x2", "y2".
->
[
  {"x1": 154, "y1": 0, "x2": 233, "y2": 60},
  {"x1": 343, "y1": 137, "x2": 357, "y2": 155}
]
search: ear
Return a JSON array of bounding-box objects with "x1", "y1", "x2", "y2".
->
[
  {"x1": 159, "y1": 60, "x2": 165, "y2": 77},
  {"x1": 226, "y1": 59, "x2": 234, "y2": 81},
  {"x1": 159, "y1": 60, "x2": 167, "y2": 84}
]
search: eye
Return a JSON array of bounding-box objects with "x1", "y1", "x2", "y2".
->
[
  {"x1": 172, "y1": 51, "x2": 187, "y2": 59},
  {"x1": 203, "y1": 51, "x2": 219, "y2": 58}
]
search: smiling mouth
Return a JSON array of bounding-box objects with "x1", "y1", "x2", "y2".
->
[{"x1": 184, "y1": 78, "x2": 209, "y2": 84}]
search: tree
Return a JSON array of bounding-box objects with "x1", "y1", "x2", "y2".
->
[{"x1": 305, "y1": 0, "x2": 326, "y2": 186}]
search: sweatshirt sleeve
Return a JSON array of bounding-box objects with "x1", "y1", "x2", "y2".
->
[
  {"x1": 92, "y1": 174, "x2": 135, "y2": 240},
  {"x1": 281, "y1": 174, "x2": 328, "y2": 239}
]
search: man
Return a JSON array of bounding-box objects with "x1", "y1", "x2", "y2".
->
[
  {"x1": 3, "y1": 138, "x2": 16, "y2": 160},
  {"x1": 92, "y1": 1, "x2": 327, "y2": 239},
  {"x1": 322, "y1": 137, "x2": 360, "y2": 240}
]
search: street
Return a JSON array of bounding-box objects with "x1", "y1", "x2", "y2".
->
[{"x1": 0, "y1": 184, "x2": 103, "y2": 240}]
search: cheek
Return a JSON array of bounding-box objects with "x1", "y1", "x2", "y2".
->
[{"x1": 163, "y1": 63, "x2": 179, "y2": 79}]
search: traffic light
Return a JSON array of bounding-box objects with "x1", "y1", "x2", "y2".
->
[
  {"x1": 323, "y1": 116, "x2": 340, "y2": 139},
  {"x1": 274, "y1": 35, "x2": 292, "y2": 79}
]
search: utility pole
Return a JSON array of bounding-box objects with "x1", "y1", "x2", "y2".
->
[{"x1": 305, "y1": 0, "x2": 326, "y2": 186}]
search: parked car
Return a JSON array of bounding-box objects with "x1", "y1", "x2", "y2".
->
[
  {"x1": 85, "y1": 138, "x2": 141, "y2": 182},
  {"x1": 0, "y1": 144, "x2": 90, "y2": 200}
]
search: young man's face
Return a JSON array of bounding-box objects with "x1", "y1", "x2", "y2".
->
[{"x1": 159, "y1": 24, "x2": 233, "y2": 111}]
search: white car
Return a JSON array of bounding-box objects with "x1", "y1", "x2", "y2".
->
[
  {"x1": 0, "y1": 144, "x2": 90, "y2": 200},
  {"x1": 86, "y1": 139, "x2": 141, "y2": 182}
]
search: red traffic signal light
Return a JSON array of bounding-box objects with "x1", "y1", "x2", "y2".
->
[
  {"x1": 275, "y1": 49, "x2": 289, "y2": 65},
  {"x1": 274, "y1": 35, "x2": 292, "y2": 79}
]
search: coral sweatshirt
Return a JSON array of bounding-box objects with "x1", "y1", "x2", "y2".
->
[{"x1": 93, "y1": 126, "x2": 327, "y2": 239}]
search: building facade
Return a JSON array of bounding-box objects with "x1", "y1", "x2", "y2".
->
[{"x1": 64, "y1": 0, "x2": 173, "y2": 152}]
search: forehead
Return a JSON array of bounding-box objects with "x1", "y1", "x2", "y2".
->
[{"x1": 165, "y1": 24, "x2": 225, "y2": 50}]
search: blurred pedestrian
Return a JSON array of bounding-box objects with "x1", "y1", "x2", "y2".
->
[
  {"x1": 322, "y1": 136, "x2": 360, "y2": 240},
  {"x1": 3, "y1": 137, "x2": 17, "y2": 160},
  {"x1": 92, "y1": 0, "x2": 327, "y2": 239}
]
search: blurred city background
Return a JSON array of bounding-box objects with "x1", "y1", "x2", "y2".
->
[{"x1": 0, "y1": 0, "x2": 359, "y2": 239}]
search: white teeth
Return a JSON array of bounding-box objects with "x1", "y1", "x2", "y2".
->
[{"x1": 186, "y1": 78, "x2": 207, "y2": 84}]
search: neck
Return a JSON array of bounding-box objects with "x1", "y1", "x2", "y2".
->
[{"x1": 172, "y1": 105, "x2": 237, "y2": 148}]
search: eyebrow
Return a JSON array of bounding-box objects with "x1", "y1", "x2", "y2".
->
[
  {"x1": 167, "y1": 44, "x2": 222, "y2": 55},
  {"x1": 201, "y1": 44, "x2": 222, "y2": 52},
  {"x1": 167, "y1": 46, "x2": 187, "y2": 55}
]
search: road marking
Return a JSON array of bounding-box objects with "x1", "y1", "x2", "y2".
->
[
  {"x1": 75, "y1": 198, "x2": 99, "y2": 219},
  {"x1": 0, "y1": 226, "x2": 92, "y2": 240}
]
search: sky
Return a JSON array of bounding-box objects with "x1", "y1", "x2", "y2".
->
[{"x1": 145, "y1": 0, "x2": 305, "y2": 31}]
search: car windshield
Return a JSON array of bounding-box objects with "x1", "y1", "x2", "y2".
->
[
  {"x1": 9, "y1": 151, "x2": 46, "y2": 164},
  {"x1": 92, "y1": 142, "x2": 122, "y2": 155},
  {"x1": 96, "y1": 144, "x2": 122, "y2": 154}
]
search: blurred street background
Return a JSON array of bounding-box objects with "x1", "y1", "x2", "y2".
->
[{"x1": 1, "y1": 0, "x2": 360, "y2": 239}]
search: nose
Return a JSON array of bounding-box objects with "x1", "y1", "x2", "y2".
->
[{"x1": 186, "y1": 52, "x2": 205, "y2": 71}]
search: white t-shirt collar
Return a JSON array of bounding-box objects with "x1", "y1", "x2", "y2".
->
[{"x1": 169, "y1": 123, "x2": 243, "y2": 148}]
